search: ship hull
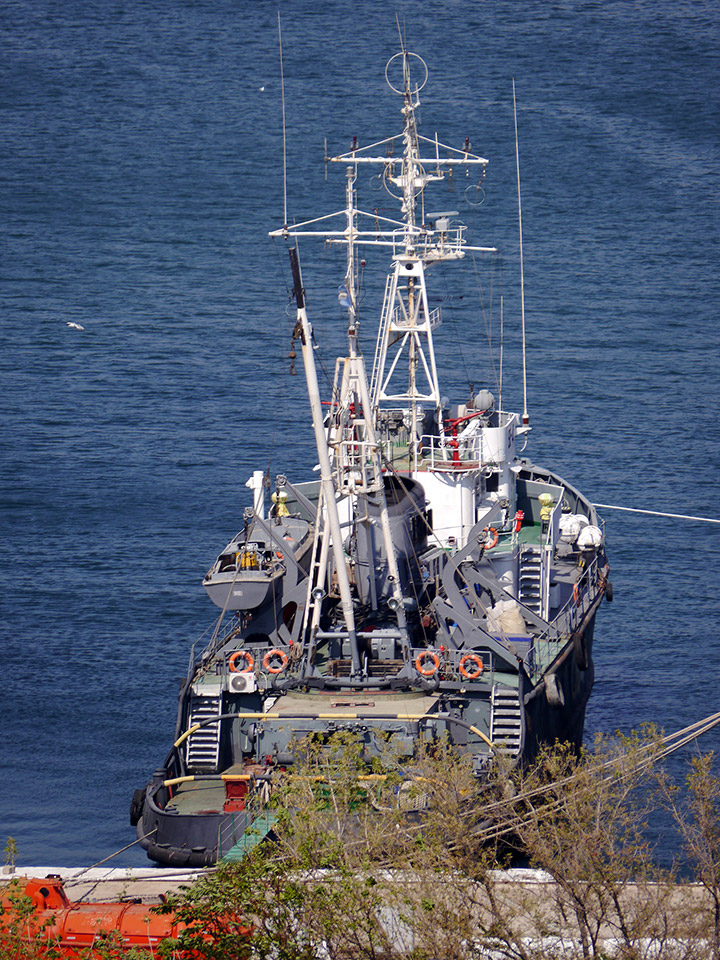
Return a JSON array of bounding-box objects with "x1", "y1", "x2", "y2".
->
[
  {"x1": 522, "y1": 607, "x2": 599, "y2": 760},
  {"x1": 137, "y1": 775, "x2": 267, "y2": 867}
]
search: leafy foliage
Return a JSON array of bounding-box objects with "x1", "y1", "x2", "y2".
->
[{"x1": 4, "y1": 733, "x2": 720, "y2": 958}]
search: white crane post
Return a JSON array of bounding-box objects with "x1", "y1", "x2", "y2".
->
[{"x1": 289, "y1": 248, "x2": 359, "y2": 673}]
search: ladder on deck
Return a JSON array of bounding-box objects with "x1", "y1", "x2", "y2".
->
[
  {"x1": 490, "y1": 686, "x2": 523, "y2": 757},
  {"x1": 518, "y1": 546, "x2": 543, "y2": 615},
  {"x1": 301, "y1": 486, "x2": 329, "y2": 646},
  {"x1": 185, "y1": 695, "x2": 222, "y2": 772},
  {"x1": 369, "y1": 273, "x2": 395, "y2": 403}
]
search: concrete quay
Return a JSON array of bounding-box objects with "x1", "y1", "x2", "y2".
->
[{"x1": 1, "y1": 865, "x2": 205, "y2": 904}]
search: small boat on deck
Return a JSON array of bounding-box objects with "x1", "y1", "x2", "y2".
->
[{"x1": 203, "y1": 496, "x2": 313, "y2": 613}]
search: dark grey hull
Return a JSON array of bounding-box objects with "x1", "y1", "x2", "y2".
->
[
  {"x1": 137, "y1": 783, "x2": 253, "y2": 867},
  {"x1": 522, "y1": 611, "x2": 598, "y2": 760}
]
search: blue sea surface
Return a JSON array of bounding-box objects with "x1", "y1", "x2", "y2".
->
[{"x1": 1, "y1": 0, "x2": 718, "y2": 867}]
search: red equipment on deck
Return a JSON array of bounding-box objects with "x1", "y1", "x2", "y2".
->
[{"x1": 0, "y1": 874, "x2": 219, "y2": 956}]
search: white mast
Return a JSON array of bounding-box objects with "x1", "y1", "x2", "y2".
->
[
  {"x1": 269, "y1": 47, "x2": 498, "y2": 664},
  {"x1": 287, "y1": 248, "x2": 359, "y2": 672},
  {"x1": 365, "y1": 50, "x2": 494, "y2": 467},
  {"x1": 330, "y1": 165, "x2": 411, "y2": 654}
]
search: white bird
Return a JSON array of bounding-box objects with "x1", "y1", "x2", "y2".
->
[
  {"x1": 259, "y1": 85, "x2": 265, "y2": 92},
  {"x1": 66, "y1": 322, "x2": 84, "y2": 330}
]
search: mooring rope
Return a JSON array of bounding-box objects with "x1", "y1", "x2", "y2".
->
[
  {"x1": 465, "y1": 710, "x2": 720, "y2": 846},
  {"x1": 62, "y1": 828, "x2": 159, "y2": 893},
  {"x1": 594, "y1": 502, "x2": 720, "y2": 525}
]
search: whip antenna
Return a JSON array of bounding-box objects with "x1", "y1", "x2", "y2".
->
[
  {"x1": 513, "y1": 79, "x2": 529, "y2": 425},
  {"x1": 499, "y1": 294, "x2": 504, "y2": 411},
  {"x1": 278, "y1": 12, "x2": 288, "y2": 229}
]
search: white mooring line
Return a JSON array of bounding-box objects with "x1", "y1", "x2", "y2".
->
[{"x1": 593, "y1": 502, "x2": 720, "y2": 525}]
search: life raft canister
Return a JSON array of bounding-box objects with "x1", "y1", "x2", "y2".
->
[{"x1": 229, "y1": 650, "x2": 255, "y2": 674}]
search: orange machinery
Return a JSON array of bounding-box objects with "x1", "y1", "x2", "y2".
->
[{"x1": 0, "y1": 873, "x2": 243, "y2": 956}]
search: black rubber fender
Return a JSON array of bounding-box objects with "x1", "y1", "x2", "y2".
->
[
  {"x1": 605, "y1": 580, "x2": 614, "y2": 602},
  {"x1": 129, "y1": 787, "x2": 146, "y2": 827},
  {"x1": 146, "y1": 842, "x2": 216, "y2": 868},
  {"x1": 573, "y1": 631, "x2": 589, "y2": 670},
  {"x1": 544, "y1": 672, "x2": 566, "y2": 708}
]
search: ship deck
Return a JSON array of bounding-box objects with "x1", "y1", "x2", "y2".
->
[
  {"x1": 166, "y1": 780, "x2": 227, "y2": 815},
  {"x1": 497, "y1": 522, "x2": 544, "y2": 549}
]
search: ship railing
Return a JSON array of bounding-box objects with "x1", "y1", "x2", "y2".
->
[
  {"x1": 410, "y1": 645, "x2": 494, "y2": 686},
  {"x1": 556, "y1": 556, "x2": 601, "y2": 636},
  {"x1": 192, "y1": 615, "x2": 246, "y2": 669},
  {"x1": 420, "y1": 432, "x2": 488, "y2": 471},
  {"x1": 186, "y1": 642, "x2": 197, "y2": 681},
  {"x1": 523, "y1": 557, "x2": 601, "y2": 680},
  {"x1": 206, "y1": 641, "x2": 497, "y2": 686},
  {"x1": 386, "y1": 302, "x2": 442, "y2": 333},
  {"x1": 386, "y1": 224, "x2": 467, "y2": 263},
  {"x1": 217, "y1": 782, "x2": 273, "y2": 860},
  {"x1": 186, "y1": 642, "x2": 304, "y2": 689},
  {"x1": 333, "y1": 437, "x2": 378, "y2": 493}
]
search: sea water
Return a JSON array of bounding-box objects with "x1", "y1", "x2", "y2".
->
[{"x1": 1, "y1": 0, "x2": 718, "y2": 867}]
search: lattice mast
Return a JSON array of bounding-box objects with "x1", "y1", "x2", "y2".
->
[
  {"x1": 343, "y1": 49, "x2": 494, "y2": 471},
  {"x1": 271, "y1": 47, "x2": 493, "y2": 675}
]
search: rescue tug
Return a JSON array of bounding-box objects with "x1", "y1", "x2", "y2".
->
[{"x1": 132, "y1": 46, "x2": 610, "y2": 867}]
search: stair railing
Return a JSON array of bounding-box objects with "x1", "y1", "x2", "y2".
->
[{"x1": 523, "y1": 555, "x2": 601, "y2": 681}]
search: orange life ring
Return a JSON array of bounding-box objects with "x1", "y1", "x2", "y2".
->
[
  {"x1": 228, "y1": 650, "x2": 255, "y2": 674},
  {"x1": 415, "y1": 650, "x2": 440, "y2": 677},
  {"x1": 573, "y1": 583, "x2": 581, "y2": 606},
  {"x1": 263, "y1": 648, "x2": 289, "y2": 675},
  {"x1": 458, "y1": 653, "x2": 484, "y2": 680},
  {"x1": 482, "y1": 526, "x2": 499, "y2": 550}
]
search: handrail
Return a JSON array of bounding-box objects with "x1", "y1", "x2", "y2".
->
[
  {"x1": 419, "y1": 431, "x2": 490, "y2": 470},
  {"x1": 554, "y1": 555, "x2": 601, "y2": 636},
  {"x1": 217, "y1": 638, "x2": 495, "y2": 687},
  {"x1": 523, "y1": 556, "x2": 601, "y2": 680},
  {"x1": 175, "y1": 709, "x2": 495, "y2": 751},
  {"x1": 218, "y1": 787, "x2": 271, "y2": 860},
  {"x1": 194, "y1": 615, "x2": 245, "y2": 668},
  {"x1": 186, "y1": 641, "x2": 197, "y2": 681}
]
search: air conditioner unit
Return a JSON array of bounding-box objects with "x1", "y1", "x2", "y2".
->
[{"x1": 226, "y1": 672, "x2": 257, "y2": 694}]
